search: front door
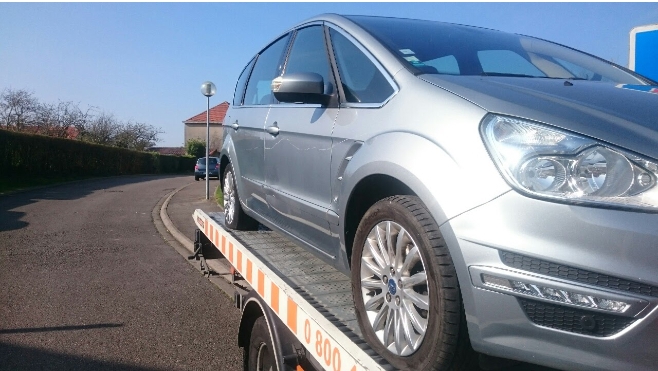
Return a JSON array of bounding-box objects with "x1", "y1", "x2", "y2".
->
[{"x1": 264, "y1": 25, "x2": 339, "y2": 258}]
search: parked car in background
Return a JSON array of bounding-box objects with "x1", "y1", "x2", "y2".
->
[
  {"x1": 219, "y1": 13, "x2": 658, "y2": 371},
  {"x1": 194, "y1": 157, "x2": 219, "y2": 181}
]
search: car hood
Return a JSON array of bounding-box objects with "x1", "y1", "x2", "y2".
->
[{"x1": 420, "y1": 75, "x2": 658, "y2": 159}]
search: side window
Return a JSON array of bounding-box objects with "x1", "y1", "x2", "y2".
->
[
  {"x1": 233, "y1": 57, "x2": 256, "y2": 106},
  {"x1": 244, "y1": 34, "x2": 290, "y2": 106},
  {"x1": 329, "y1": 29, "x2": 394, "y2": 104},
  {"x1": 478, "y1": 50, "x2": 545, "y2": 77},
  {"x1": 284, "y1": 26, "x2": 332, "y2": 95}
]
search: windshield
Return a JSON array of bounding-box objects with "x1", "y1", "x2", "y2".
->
[{"x1": 347, "y1": 16, "x2": 650, "y2": 85}]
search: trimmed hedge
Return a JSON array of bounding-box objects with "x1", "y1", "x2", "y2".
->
[{"x1": 0, "y1": 129, "x2": 195, "y2": 177}]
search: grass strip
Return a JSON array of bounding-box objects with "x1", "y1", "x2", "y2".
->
[{"x1": 214, "y1": 184, "x2": 223, "y2": 208}]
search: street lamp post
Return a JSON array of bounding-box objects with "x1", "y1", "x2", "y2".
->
[{"x1": 201, "y1": 81, "x2": 216, "y2": 200}]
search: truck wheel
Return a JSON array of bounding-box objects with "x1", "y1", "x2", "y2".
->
[
  {"x1": 223, "y1": 163, "x2": 258, "y2": 230},
  {"x1": 351, "y1": 195, "x2": 476, "y2": 371},
  {"x1": 247, "y1": 316, "x2": 276, "y2": 371}
]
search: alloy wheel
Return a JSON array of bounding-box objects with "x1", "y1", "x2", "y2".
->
[
  {"x1": 224, "y1": 171, "x2": 235, "y2": 225},
  {"x1": 359, "y1": 220, "x2": 430, "y2": 356}
]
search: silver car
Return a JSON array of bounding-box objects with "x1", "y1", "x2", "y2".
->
[{"x1": 220, "y1": 14, "x2": 658, "y2": 371}]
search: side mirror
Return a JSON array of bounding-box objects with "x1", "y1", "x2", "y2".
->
[{"x1": 271, "y1": 72, "x2": 330, "y2": 105}]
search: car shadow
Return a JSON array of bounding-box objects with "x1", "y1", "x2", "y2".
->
[
  {"x1": 0, "y1": 175, "x2": 187, "y2": 233},
  {"x1": 0, "y1": 341, "x2": 166, "y2": 371},
  {"x1": 0, "y1": 323, "x2": 124, "y2": 335}
]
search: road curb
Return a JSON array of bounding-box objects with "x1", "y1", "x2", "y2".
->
[
  {"x1": 155, "y1": 182, "x2": 235, "y2": 297},
  {"x1": 159, "y1": 182, "x2": 196, "y2": 252}
]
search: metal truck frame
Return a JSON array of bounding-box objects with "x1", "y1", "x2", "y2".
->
[{"x1": 193, "y1": 209, "x2": 392, "y2": 371}]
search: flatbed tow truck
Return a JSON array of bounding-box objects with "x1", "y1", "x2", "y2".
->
[{"x1": 192, "y1": 209, "x2": 394, "y2": 371}]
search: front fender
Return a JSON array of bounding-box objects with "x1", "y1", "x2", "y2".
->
[
  {"x1": 337, "y1": 131, "x2": 512, "y2": 314},
  {"x1": 220, "y1": 133, "x2": 235, "y2": 179},
  {"x1": 338, "y1": 130, "x2": 510, "y2": 230}
]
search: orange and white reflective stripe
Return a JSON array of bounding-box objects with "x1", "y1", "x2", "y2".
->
[{"x1": 193, "y1": 210, "x2": 385, "y2": 371}]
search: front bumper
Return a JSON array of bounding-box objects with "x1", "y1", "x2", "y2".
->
[
  {"x1": 443, "y1": 191, "x2": 658, "y2": 371},
  {"x1": 195, "y1": 170, "x2": 219, "y2": 178}
]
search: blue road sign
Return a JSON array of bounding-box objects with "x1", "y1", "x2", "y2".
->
[{"x1": 630, "y1": 24, "x2": 658, "y2": 82}]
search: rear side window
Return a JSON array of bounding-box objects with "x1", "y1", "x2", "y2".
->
[
  {"x1": 329, "y1": 29, "x2": 394, "y2": 104},
  {"x1": 244, "y1": 34, "x2": 291, "y2": 106},
  {"x1": 233, "y1": 57, "x2": 256, "y2": 106}
]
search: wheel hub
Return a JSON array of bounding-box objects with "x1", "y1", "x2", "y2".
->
[{"x1": 387, "y1": 277, "x2": 397, "y2": 295}]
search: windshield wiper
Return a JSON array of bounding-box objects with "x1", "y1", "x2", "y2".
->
[
  {"x1": 538, "y1": 76, "x2": 588, "y2": 81},
  {"x1": 481, "y1": 73, "x2": 590, "y2": 81},
  {"x1": 480, "y1": 72, "x2": 540, "y2": 78}
]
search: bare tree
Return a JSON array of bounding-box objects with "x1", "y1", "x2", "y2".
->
[
  {"x1": 112, "y1": 122, "x2": 162, "y2": 151},
  {"x1": 81, "y1": 111, "x2": 120, "y2": 145},
  {"x1": 33, "y1": 100, "x2": 93, "y2": 138},
  {"x1": 0, "y1": 88, "x2": 38, "y2": 130},
  {"x1": 1, "y1": 87, "x2": 163, "y2": 150}
]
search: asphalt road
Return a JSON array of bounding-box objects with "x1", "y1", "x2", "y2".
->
[
  {"x1": 0, "y1": 175, "x2": 243, "y2": 371},
  {"x1": 0, "y1": 175, "x2": 560, "y2": 371}
]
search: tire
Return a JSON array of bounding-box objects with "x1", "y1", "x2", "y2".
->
[
  {"x1": 223, "y1": 163, "x2": 258, "y2": 230},
  {"x1": 247, "y1": 316, "x2": 276, "y2": 371},
  {"x1": 195, "y1": 176, "x2": 199, "y2": 181},
  {"x1": 351, "y1": 195, "x2": 477, "y2": 371}
]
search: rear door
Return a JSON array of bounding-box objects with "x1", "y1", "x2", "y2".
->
[{"x1": 227, "y1": 34, "x2": 291, "y2": 218}]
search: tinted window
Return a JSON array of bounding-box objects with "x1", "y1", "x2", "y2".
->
[
  {"x1": 233, "y1": 57, "x2": 256, "y2": 106},
  {"x1": 329, "y1": 29, "x2": 394, "y2": 104},
  {"x1": 424, "y1": 55, "x2": 460, "y2": 75},
  {"x1": 554, "y1": 57, "x2": 614, "y2": 82},
  {"x1": 478, "y1": 50, "x2": 544, "y2": 77},
  {"x1": 244, "y1": 35, "x2": 290, "y2": 105},
  {"x1": 285, "y1": 26, "x2": 332, "y2": 94},
  {"x1": 347, "y1": 15, "x2": 647, "y2": 84},
  {"x1": 198, "y1": 158, "x2": 218, "y2": 165}
]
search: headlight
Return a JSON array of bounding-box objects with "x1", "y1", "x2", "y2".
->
[{"x1": 480, "y1": 114, "x2": 658, "y2": 211}]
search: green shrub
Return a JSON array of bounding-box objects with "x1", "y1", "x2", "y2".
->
[
  {"x1": 0, "y1": 129, "x2": 195, "y2": 177},
  {"x1": 185, "y1": 139, "x2": 205, "y2": 159}
]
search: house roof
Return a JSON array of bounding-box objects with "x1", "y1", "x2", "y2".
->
[
  {"x1": 10, "y1": 125, "x2": 79, "y2": 139},
  {"x1": 147, "y1": 147, "x2": 186, "y2": 156},
  {"x1": 183, "y1": 101, "x2": 229, "y2": 125}
]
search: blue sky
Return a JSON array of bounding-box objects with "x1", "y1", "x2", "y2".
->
[{"x1": 1, "y1": 2, "x2": 657, "y2": 147}]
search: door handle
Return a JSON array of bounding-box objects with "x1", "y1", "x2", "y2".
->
[
  {"x1": 265, "y1": 125, "x2": 280, "y2": 136},
  {"x1": 230, "y1": 122, "x2": 239, "y2": 130}
]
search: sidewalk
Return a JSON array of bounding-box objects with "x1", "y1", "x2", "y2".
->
[
  {"x1": 165, "y1": 178, "x2": 223, "y2": 246},
  {"x1": 148, "y1": 175, "x2": 263, "y2": 302},
  {"x1": 158, "y1": 178, "x2": 234, "y2": 278}
]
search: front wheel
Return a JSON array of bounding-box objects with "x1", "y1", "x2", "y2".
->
[
  {"x1": 223, "y1": 163, "x2": 258, "y2": 230},
  {"x1": 351, "y1": 195, "x2": 476, "y2": 371}
]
